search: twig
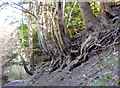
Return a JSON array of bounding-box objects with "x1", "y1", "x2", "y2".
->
[
  {"x1": 8, "y1": 0, "x2": 37, "y2": 18},
  {"x1": 10, "y1": 5, "x2": 37, "y2": 19}
]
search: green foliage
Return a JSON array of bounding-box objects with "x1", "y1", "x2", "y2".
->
[
  {"x1": 17, "y1": 23, "x2": 39, "y2": 49},
  {"x1": 103, "y1": 57, "x2": 118, "y2": 64},
  {"x1": 64, "y1": 1, "x2": 100, "y2": 28},
  {"x1": 17, "y1": 23, "x2": 28, "y2": 48},
  {"x1": 64, "y1": 2, "x2": 84, "y2": 29},
  {"x1": 105, "y1": 76, "x2": 111, "y2": 82},
  {"x1": 64, "y1": 1, "x2": 100, "y2": 37},
  {"x1": 17, "y1": 23, "x2": 28, "y2": 31},
  {"x1": 10, "y1": 60, "x2": 28, "y2": 66},
  {"x1": 64, "y1": 1, "x2": 101, "y2": 29},
  {"x1": 9, "y1": 53, "x2": 18, "y2": 59},
  {"x1": 44, "y1": 61, "x2": 51, "y2": 66},
  {"x1": 98, "y1": 75, "x2": 111, "y2": 82},
  {"x1": 2, "y1": 75, "x2": 8, "y2": 81},
  {"x1": 33, "y1": 29, "x2": 39, "y2": 48},
  {"x1": 88, "y1": 79, "x2": 106, "y2": 86},
  {"x1": 90, "y1": 1, "x2": 100, "y2": 16},
  {"x1": 18, "y1": 0, "x2": 28, "y2": 5},
  {"x1": 99, "y1": 75, "x2": 104, "y2": 79},
  {"x1": 60, "y1": 77, "x2": 65, "y2": 81}
]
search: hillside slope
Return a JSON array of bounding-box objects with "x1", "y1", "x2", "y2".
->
[{"x1": 26, "y1": 47, "x2": 119, "y2": 86}]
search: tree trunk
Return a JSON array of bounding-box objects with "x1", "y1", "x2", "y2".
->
[
  {"x1": 56, "y1": 1, "x2": 71, "y2": 51},
  {"x1": 34, "y1": 1, "x2": 48, "y2": 54},
  {"x1": 56, "y1": 1, "x2": 66, "y2": 45},
  {"x1": 77, "y1": 2, "x2": 104, "y2": 32},
  {"x1": 100, "y1": 1, "x2": 117, "y2": 16},
  {"x1": 28, "y1": 2, "x2": 35, "y2": 72}
]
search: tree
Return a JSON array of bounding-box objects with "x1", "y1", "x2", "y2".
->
[
  {"x1": 28, "y1": 1, "x2": 35, "y2": 72},
  {"x1": 2, "y1": 0, "x2": 119, "y2": 74},
  {"x1": 34, "y1": 0, "x2": 48, "y2": 54},
  {"x1": 100, "y1": 1, "x2": 117, "y2": 16},
  {"x1": 77, "y1": 2, "x2": 105, "y2": 33}
]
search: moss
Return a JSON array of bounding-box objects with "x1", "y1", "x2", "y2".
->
[
  {"x1": 88, "y1": 80, "x2": 106, "y2": 86},
  {"x1": 60, "y1": 77, "x2": 65, "y2": 81},
  {"x1": 2, "y1": 75, "x2": 8, "y2": 81},
  {"x1": 116, "y1": 80, "x2": 120, "y2": 84}
]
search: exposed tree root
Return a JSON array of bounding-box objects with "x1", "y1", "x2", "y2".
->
[
  {"x1": 19, "y1": 53, "x2": 33, "y2": 76},
  {"x1": 50, "y1": 28, "x2": 120, "y2": 72},
  {"x1": 66, "y1": 28, "x2": 120, "y2": 71}
]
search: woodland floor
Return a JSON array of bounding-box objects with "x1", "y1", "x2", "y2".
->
[
  {"x1": 4, "y1": 47, "x2": 118, "y2": 86},
  {"x1": 25, "y1": 48, "x2": 119, "y2": 86},
  {"x1": 2, "y1": 30, "x2": 120, "y2": 87}
]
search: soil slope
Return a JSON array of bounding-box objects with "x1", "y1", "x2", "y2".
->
[{"x1": 26, "y1": 48, "x2": 119, "y2": 86}]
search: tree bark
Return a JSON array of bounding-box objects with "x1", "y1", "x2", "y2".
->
[
  {"x1": 55, "y1": 1, "x2": 74, "y2": 64},
  {"x1": 77, "y1": 2, "x2": 104, "y2": 32},
  {"x1": 100, "y1": 1, "x2": 117, "y2": 16},
  {"x1": 56, "y1": 2, "x2": 66, "y2": 44},
  {"x1": 34, "y1": 1, "x2": 48, "y2": 54},
  {"x1": 28, "y1": 2, "x2": 35, "y2": 72},
  {"x1": 56, "y1": 1, "x2": 70, "y2": 50}
]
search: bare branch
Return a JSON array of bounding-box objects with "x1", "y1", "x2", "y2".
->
[
  {"x1": 10, "y1": 5, "x2": 37, "y2": 19},
  {"x1": 8, "y1": 0, "x2": 37, "y2": 19}
]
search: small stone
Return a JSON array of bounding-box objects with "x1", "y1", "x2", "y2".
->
[{"x1": 83, "y1": 74, "x2": 86, "y2": 77}]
